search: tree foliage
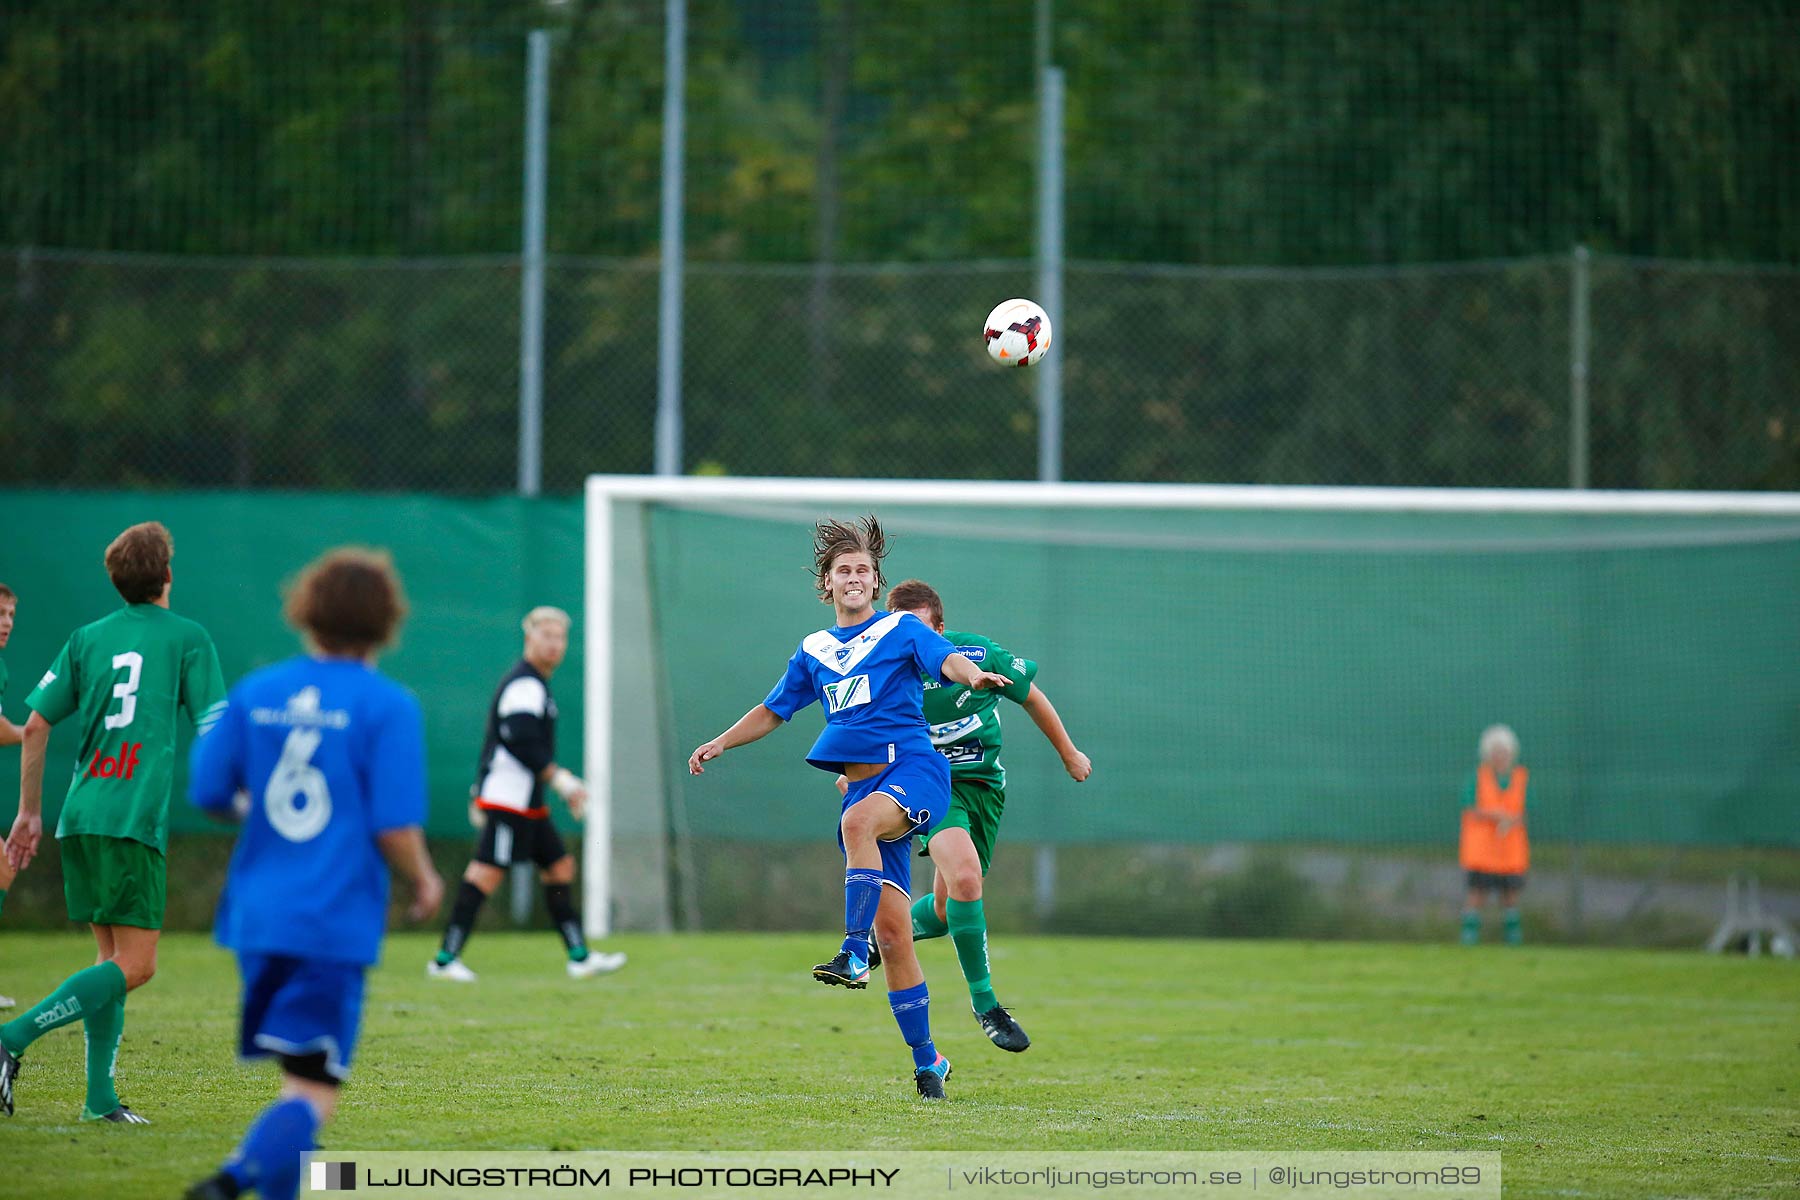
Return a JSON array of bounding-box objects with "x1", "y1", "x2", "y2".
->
[{"x1": 1, "y1": 0, "x2": 1796, "y2": 490}]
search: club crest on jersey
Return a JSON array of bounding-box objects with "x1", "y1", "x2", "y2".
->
[
  {"x1": 823, "y1": 674, "x2": 872, "y2": 713},
  {"x1": 835, "y1": 646, "x2": 854, "y2": 668}
]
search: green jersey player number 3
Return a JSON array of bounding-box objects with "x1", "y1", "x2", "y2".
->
[{"x1": 30, "y1": 605, "x2": 226, "y2": 853}]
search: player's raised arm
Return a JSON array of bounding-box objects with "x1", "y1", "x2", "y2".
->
[
  {"x1": 688, "y1": 704, "x2": 784, "y2": 775},
  {"x1": 1020, "y1": 684, "x2": 1091, "y2": 782},
  {"x1": 939, "y1": 651, "x2": 1013, "y2": 692}
]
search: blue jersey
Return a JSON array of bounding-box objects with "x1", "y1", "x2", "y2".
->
[
  {"x1": 189, "y1": 655, "x2": 427, "y2": 966},
  {"x1": 763, "y1": 610, "x2": 956, "y2": 773}
]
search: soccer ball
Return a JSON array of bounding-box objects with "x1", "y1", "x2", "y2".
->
[{"x1": 983, "y1": 298, "x2": 1053, "y2": 367}]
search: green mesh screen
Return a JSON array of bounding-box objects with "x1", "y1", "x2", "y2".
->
[{"x1": 623, "y1": 498, "x2": 1800, "y2": 852}]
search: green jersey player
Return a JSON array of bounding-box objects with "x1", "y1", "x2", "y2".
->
[
  {"x1": 0, "y1": 581, "x2": 21, "y2": 753},
  {"x1": 1, "y1": 522, "x2": 226, "y2": 1124},
  {"x1": 860, "y1": 579, "x2": 1090, "y2": 1054},
  {"x1": 0, "y1": 583, "x2": 22, "y2": 1004}
]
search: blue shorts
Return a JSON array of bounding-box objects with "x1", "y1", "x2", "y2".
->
[
  {"x1": 837, "y1": 753, "x2": 949, "y2": 897},
  {"x1": 237, "y1": 953, "x2": 367, "y2": 1082}
]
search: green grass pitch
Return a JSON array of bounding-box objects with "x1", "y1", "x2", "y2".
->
[{"x1": 4, "y1": 931, "x2": 1794, "y2": 1198}]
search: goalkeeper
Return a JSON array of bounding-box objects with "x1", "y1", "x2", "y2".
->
[
  {"x1": 848, "y1": 579, "x2": 1091, "y2": 1053},
  {"x1": 428, "y1": 607, "x2": 625, "y2": 981}
]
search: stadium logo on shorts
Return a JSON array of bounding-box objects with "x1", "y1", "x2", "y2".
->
[{"x1": 310, "y1": 1160, "x2": 357, "y2": 1191}]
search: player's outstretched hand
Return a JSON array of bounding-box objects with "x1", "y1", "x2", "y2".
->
[
  {"x1": 969, "y1": 671, "x2": 1015, "y2": 691},
  {"x1": 549, "y1": 767, "x2": 589, "y2": 819},
  {"x1": 688, "y1": 740, "x2": 725, "y2": 775},
  {"x1": 5, "y1": 811, "x2": 42, "y2": 871},
  {"x1": 1064, "y1": 749, "x2": 1093, "y2": 782},
  {"x1": 408, "y1": 868, "x2": 445, "y2": 923}
]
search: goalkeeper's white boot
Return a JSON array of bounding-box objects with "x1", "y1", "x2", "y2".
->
[
  {"x1": 427, "y1": 958, "x2": 478, "y2": 982},
  {"x1": 567, "y1": 951, "x2": 627, "y2": 979}
]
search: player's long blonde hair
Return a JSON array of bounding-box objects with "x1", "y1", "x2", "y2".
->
[{"x1": 813, "y1": 515, "x2": 888, "y2": 604}]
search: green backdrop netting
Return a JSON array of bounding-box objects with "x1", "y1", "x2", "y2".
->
[
  {"x1": 1, "y1": 490, "x2": 585, "y2": 840},
  {"x1": 635, "y1": 500, "x2": 1800, "y2": 849},
  {"x1": 4, "y1": 490, "x2": 1797, "y2": 858}
]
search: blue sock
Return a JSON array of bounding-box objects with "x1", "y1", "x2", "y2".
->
[
  {"x1": 223, "y1": 1096, "x2": 319, "y2": 1200},
  {"x1": 842, "y1": 869, "x2": 883, "y2": 960},
  {"x1": 888, "y1": 981, "x2": 937, "y2": 1070}
]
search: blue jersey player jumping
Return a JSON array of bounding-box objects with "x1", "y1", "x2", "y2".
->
[
  {"x1": 687, "y1": 516, "x2": 1012, "y2": 1100},
  {"x1": 184, "y1": 549, "x2": 443, "y2": 1200}
]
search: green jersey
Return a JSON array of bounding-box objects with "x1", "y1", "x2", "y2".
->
[
  {"x1": 26, "y1": 604, "x2": 226, "y2": 852},
  {"x1": 921, "y1": 630, "x2": 1037, "y2": 787}
]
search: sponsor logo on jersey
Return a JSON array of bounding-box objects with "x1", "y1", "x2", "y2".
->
[
  {"x1": 823, "y1": 674, "x2": 872, "y2": 713},
  {"x1": 890, "y1": 784, "x2": 907, "y2": 796},
  {"x1": 86, "y1": 742, "x2": 142, "y2": 780},
  {"x1": 941, "y1": 743, "x2": 985, "y2": 765},
  {"x1": 38, "y1": 669, "x2": 56, "y2": 689},
  {"x1": 955, "y1": 645, "x2": 986, "y2": 662},
  {"x1": 929, "y1": 713, "x2": 982, "y2": 745},
  {"x1": 251, "y1": 686, "x2": 350, "y2": 729},
  {"x1": 1011, "y1": 656, "x2": 1026, "y2": 674}
]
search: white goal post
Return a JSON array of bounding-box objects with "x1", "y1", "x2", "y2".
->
[{"x1": 581, "y1": 474, "x2": 1800, "y2": 938}]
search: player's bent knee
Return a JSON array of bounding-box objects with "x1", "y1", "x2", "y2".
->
[
  {"x1": 839, "y1": 809, "x2": 879, "y2": 847},
  {"x1": 873, "y1": 906, "x2": 912, "y2": 942},
  {"x1": 465, "y1": 862, "x2": 505, "y2": 892},
  {"x1": 117, "y1": 960, "x2": 156, "y2": 991},
  {"x1": 540, "y1": 856, "x2": 576, "y2": 885},
  {"x1": 944, "y1": 870, "x2": 982, "y2": 902}
]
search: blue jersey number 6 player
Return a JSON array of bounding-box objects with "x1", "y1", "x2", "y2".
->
[{"x1": 185, "y1": 550, "x2": 443, "y2": 1200}]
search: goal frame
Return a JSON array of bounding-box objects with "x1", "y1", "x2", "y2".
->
[{"x1": 581, "y1": 474, "x2": 1800, "y2": 936}]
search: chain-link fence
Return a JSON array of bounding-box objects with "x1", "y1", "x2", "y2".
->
[
  {"x1": 3, "y1": 247, "x2": 1798, "y2": 491},
  {"x1": 8, "y1": 3, "x2": 1796, "y2": 264},
  {"x1": 3, "y1": 1, "x2": 1797, "y2": 492}
]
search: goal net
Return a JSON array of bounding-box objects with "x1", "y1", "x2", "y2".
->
[{"x1": 584, "y1": 477, "x2": 1800, "y2": 943}]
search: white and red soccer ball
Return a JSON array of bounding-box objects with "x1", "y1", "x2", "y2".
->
[{"x1": 983, "y1": 298, "x2": 1053, "y2": 368}]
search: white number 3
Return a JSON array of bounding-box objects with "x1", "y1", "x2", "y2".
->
[{"x1": 104, "y1": 652, "x2": 143, "y2": 731}]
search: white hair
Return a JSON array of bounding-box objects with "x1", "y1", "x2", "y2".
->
[
  {"x1": 1479, "y1": 723, "x2": 1520, "y2": 763},
  {"x1": 522, "y1": 605, "x2": 571, "y2": 634}
]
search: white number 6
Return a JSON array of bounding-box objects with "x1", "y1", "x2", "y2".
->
[
  {"x1": 265, "y1": 727, "x2": 332, "y2": 842},
  {"x1": 104, "y1": 652, "x2": 143, "y2": 731}
]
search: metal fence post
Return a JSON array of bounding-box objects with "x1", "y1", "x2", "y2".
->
[
  {"x1": 1035, "y1": 66, "x2": 1065, "y2": 485},
  {"x1": 1569, "y1": 244, "x2": 1591, "y2": 490},
  {"x1": 654, "y1": 0, "x2": 688, "y2": 477},
  {"x1": 1035, "y1": 0, "x2": 1064, "y2": 484},
  {"x1": 516, "y1": 29, "x2": 549, "y2": 498}
]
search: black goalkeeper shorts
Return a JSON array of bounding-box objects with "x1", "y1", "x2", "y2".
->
[{"x1": 473, "y1": 808, "x2": 568, "y2": 869}]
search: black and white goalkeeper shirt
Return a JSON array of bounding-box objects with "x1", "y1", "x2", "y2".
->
[{"x1": 474, "y1": 659, "x2": 557, "y2": 815}]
